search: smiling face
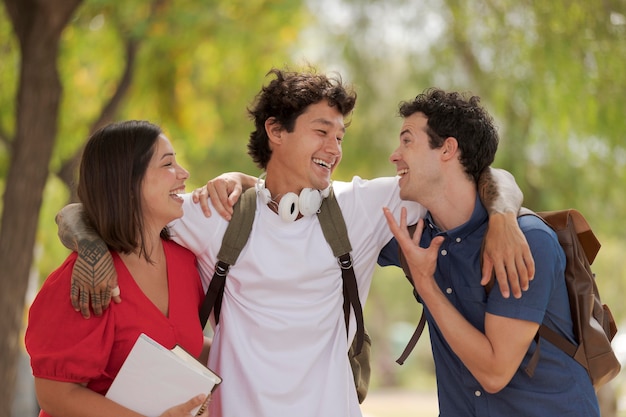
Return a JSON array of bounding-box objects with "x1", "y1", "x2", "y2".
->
[
  {"x1": 266, "y1": 100, "x2": 344, "y2": 193},
  {"x1": 140, "y1": 134, "x2": 190, "y2": 229},
  {"x1": 390, "y1": 112, "x2": 443, "y2": 204}
]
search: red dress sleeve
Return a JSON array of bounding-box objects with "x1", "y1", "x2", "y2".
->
[{"x1": 25, "y1": 253, "x2": 117, "y2": 386}]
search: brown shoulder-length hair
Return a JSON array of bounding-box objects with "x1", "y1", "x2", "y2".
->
[{"x1": 77, "y1": 120, "x2": 169, "y2": 261}]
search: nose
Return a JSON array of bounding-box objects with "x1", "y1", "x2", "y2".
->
[
  {"x1": 389, "y1": 146, "x2": 400, "y2": 164},
  {"x1": 177, "y1": 164, "x2": 190, "y2": 180},
  {"x1": 326, "y1": 136, "x2": 341, "y2": 156}
]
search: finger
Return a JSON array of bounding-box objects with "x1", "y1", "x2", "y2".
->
[
  {"x1": 382, "y1": 207, "x2": 402, "y2": 236},
  {"x1": 161, "y1": 394, "x2": 205, "y2": 417},
  {"x1": 500, "y1": 260, "x2": 522, "y2": 299},
  {"x1": 92, "y1": 289, "x2": 107, "y2": 316},
  {"x1": 196, "y1": 185, "x2": 212, "y2": 218},
  {"x1": 191, "y1": 187, "x2": 201, "y2": 203},
  {"x1": 215, "y1": 179, "x2": 233, "y2": 208},
  {"x1": 92, "y1": 291, "x2": 103, "y2": 317},
  {"x1": 195, "y1": 394, "x2": 211, "y2": 417},
  {"x1": 79, "y1": 288, "x2": 91, "y2": 319},
  {"x1": 524, "y1": 247, "x2": 535, "y2": 281},
  {"x1": 226, "y1": 186, "x2": 242, "y2": 212},
  {"x1": 70, "y1": 281, "x2": 80, "y2": 312},
  {"x1": 514, "y1": 255, "x2": 530, "y2": 292},
  {"x1": 412, "y1": 218, "x2": 425, "y2": 245},
  {"x1": 480, "y1": 257, "x2": 495, "y2": 287},
  {"x1": 429, "y1": 235, "x2": 445, "y2": 251},
  {"x1": 216, "y1": 178, "x2": 239, "y2": 218},
  {"x1": 383, "y1": 208, "x2": 424, "y2": 254},
  {"x1": 399, "y1": 206, "x2": 408, "y2": 230},
  {"x1": 209, "y1": 182, "x2": 233, "y2": 221},
  {"x1": 183, "y1": 394, "x2": 206, "y2": 414}
]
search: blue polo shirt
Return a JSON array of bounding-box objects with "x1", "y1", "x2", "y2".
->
[{"x1": 418, "y1": 197, "x2": 599, "y2": 417}]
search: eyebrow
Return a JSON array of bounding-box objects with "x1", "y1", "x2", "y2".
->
[
  {"x1": 312, "y1": 118, "x2": 346, "y2": 133},
  {"x1": 159, "y1": 152, "x2": 175, "y2": 160}
]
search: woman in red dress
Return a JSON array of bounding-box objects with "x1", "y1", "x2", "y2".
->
[{"x1": 26, "y1": 120, "x2": 209, "y2": 417}]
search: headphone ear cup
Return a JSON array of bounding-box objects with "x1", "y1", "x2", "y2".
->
[
  {"x1": 298, "y1": 188, "x2": 322, "y2": 217},
  {"x1": 278, "y1": 192, "x2": 299, "y2": 222}
]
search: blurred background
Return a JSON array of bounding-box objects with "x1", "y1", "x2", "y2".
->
[{"x1": 1, "y1": 0, "x2": 625, "y2": 416}]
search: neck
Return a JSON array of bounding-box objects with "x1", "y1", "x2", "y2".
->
[
  {"x1": 428, "y1": 179, "x2": 477, "y2": 231},
  {"x1": 262, "y1": 172, "x2": 303, "y2": 201},
  {"x1": 126, "y1": 226, "x2": 165, "y2": 264}
]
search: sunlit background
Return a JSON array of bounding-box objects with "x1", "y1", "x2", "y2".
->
[{"x1": 1, "y1": 0, "x2": 625, "y2": 416}]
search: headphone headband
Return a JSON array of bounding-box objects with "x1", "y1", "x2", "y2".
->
[{"x1": 255, "y1": 175, "x2": 330, "y2": 222}]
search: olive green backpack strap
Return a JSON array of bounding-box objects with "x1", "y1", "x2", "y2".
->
[{"x1": 199, "y1": 188, "x2": 257, "y2": 329}]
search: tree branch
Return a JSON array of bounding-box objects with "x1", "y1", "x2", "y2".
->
[
  {"x1": 56, "y1": 36, "x2": 139, "y2": 201},
  {"x1": 55, "y1": 0, "x2": 167, "y2": 201}
]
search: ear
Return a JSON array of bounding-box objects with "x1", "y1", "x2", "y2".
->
[
  {"x1": 441, "y1": 137, "x2": 459, "y2": 161},
  {"x1": 265, "y1": 117, "x2": 284, "y2": 146}
]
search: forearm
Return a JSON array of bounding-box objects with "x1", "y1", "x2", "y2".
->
[
  {"x1": 56, "y1": 203, "x2": 99, "y2": 251},
  {"x1": 418, "y1": 282, "x2": 498, "y2": 377},
  {"x1": 417, "y1": 283, "x2": 515, "y2": 392},
  {"x1": 237, "y1": 172, "x2": 257, "y2": 191},
  {"x1": 35, "y1": 378, "x2": 142, "y2": 417},
  {"x1": 478, "y1": 168, "x2": 522, "y2": 215}
]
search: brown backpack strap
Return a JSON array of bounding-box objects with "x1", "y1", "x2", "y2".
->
[
  {"x1": 396, "y1": 223, "x2": 431, "y2": 364},
  {"x1": 396, "y1": 312, "x2": 427, "y2": 365},
  {"x1": 522, "y1": 333, "x2": 541, "y2": 378},
  {"x1": 199, "y1": 261, "x2": 229, "y2": 328},
  {"x1": 318, "y1": 188, "x2": 365, "y2": 355}
]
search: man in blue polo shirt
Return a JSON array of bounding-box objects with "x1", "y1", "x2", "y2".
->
[{"x1": 383, "y1": 88, "x2": 600, "y2": 416}]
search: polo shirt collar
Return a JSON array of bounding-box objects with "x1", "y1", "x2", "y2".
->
[{"x1": 424, "y1": 194, "x2": 488, "y2": 240}]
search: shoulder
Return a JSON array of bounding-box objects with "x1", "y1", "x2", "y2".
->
[
  {"x1": 35, "y1": 252, "x2": 79, "y2": 295},
  {"x1": 332, "y1": 176, "x2": 397, "y2": 193},
  {"x1": 518, "y1": 213, "x2": 565, "y2": 268},
  {"x1": 518, "y1": 213, "x2": 557, "y2": 238},
  {"x1": 333, "y1": 176, "x2": 426, "y2": 220},
  {"x1": 169, "y1": 193, "x2": 228, "y2": 254}
]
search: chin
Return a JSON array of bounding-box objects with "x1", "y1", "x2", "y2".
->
[{"x1": 399, "y1": 189, "x2": 413, "y2": 202}]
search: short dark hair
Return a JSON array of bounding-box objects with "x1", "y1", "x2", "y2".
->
[
  {"x1": 77, "y1": 120, "x2": 168, "y2": 260},
  {"x1": 398, "y1": 88, "x2": 498, "y2": 182},
  {"x1": 247, "y1": 67, "x2": 357, "y2": 169}
]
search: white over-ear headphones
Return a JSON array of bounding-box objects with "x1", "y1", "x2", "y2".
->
[{"x1": 255, "y1": 175, "x2": 330, "y2": 222}]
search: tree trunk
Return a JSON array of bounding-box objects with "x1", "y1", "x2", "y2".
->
[{"x1": 0, "y1": 0, "x2": 82, "y2": 414}]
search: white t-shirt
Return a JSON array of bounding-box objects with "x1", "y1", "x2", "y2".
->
[{"x1": 170, "y1": 176, "x2": 425, "y2": 417}]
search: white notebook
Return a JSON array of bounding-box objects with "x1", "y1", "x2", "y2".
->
[{"x1": 106, "y1": 333, "x2": 221, "y2": 416}]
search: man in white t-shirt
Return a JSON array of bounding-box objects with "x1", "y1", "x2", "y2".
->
[{"x1": 57, "y1": 68, "x2": 533, "y2": 417}]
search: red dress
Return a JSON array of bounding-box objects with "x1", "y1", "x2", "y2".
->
[{"x1": 25, "y1": 239, "x2": 205, "y2": 415}]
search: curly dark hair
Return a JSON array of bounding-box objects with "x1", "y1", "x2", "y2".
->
[
  {"x1": 247, "y1": 68, "x2": 357, "y2": 169},
  {"x1": 398, "y1": 88, "x2": 499, "y2": 182}
]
